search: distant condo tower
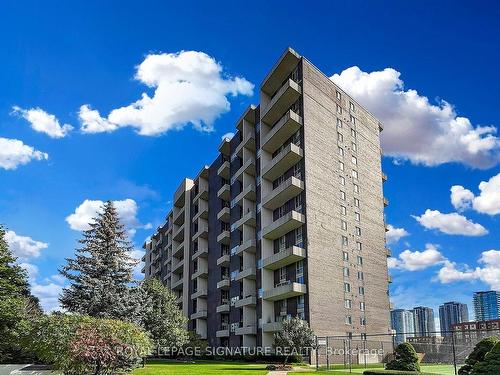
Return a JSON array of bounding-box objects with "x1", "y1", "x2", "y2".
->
[
  {"x1": 473, "y1": 291, "x2": 500, "y2": 321},
  {"x1": 142, "y1": 48, "x2": 392, "y2": 348}
]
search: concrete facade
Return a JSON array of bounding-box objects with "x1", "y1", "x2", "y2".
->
[{"x1": 142, "y1": 47, "x2": 391, "y2": 348}]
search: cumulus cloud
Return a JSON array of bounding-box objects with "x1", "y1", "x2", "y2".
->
[
  {"x1": 389, "y1": 244, "x2": 446, "y2": 271},
  {"x1": 413, "y1": 209, "x2": 488, "y2": 236},
  {"x1": 129, "y1": 248, "x2": 145, "y2": 280},
  {"x1": 12, "y1": 106, "x2": 72, "y2": 138},
  {"x1": 386, "y1": 224, "x2": 409, "y2": 244},
  {"x1": 0, "y1": 137, "x2": 48, "y2": 170},
  {"x1": 331, "y1": 67, "x2": 499, "y2": 169},
  {"x1": 79, "y1": 51, "x2": 253, "y2": 136},
  {"x1": 451, "y1": 173, "x2": 500, "y2": 215},
  {"x1": 437, "y1": 250, "x2": 500, "y2": 290},
  {"x1": 66, "y1": 199, "x2": 150, "y2": 237},
  {"x1": 221, "y1": 132, "x2": 235, "y2": 141},
  {"x1": 5, "y1": 230, "x2": 48, "y2": 260},
  {"x1": 19, "y1": 262, "x2": 39, "y2": 282},
  {"x1": 31, "y1": 281, "x2": 64, "y2": 312}
]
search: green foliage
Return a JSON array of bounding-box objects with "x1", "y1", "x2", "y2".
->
[
  {"x1": 182, "y1": 331, "x2": 209, "y2": 356},
  {"x1": 459, "y1": 336, "x2": 499, "y2": 375},
  {"x1": 471, "y1": 340, "x2": 500, "y2": 375},
  {"x1": 363, "y1": 371, "x2": 436, "y2": 375},
  {"x1": 59, "y1": 200, "x2": 140, "y2": 321},
  {"x1": 140, "y1": 278, "x2": 189, "y2": 349},
  {"x1": 386, "y1": 342, "x2": 420, "y2": 372},
  {"x1": 273, "y1": 316, "x2": 316, "y2": 364},
  {"x1": 25, "y1": 314, "x2": 152, "y2": 375}
]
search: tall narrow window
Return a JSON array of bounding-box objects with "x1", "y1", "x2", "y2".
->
[{"x1": 296, "y1": 261, "x2": 304, "y2": 284}]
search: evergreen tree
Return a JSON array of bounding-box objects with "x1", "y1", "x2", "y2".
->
[
  {"x1": 471, "y1": 340, "x2": 500, "y2": 375},
  {"x1": 386, "y1": 342, "x2": 421, "y2": 372},
  {"x1": 459, "y1": 336, "x2": 499, "y2": 375},
  {"x1": 60, "y1": 201, "x2": 138, "y2": 321}
]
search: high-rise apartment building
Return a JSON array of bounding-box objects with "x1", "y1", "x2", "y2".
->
[
  {"x1": 391, "y1": 309, "x2": 415, "y2": 345},
  {"x1": 413, "y1": 306, "x2": 436, "y2": 337},
  {"x1": 439, "y1": 301, "x2": 468, "y2": 336},
  {"x1": 142, "y1": 48, "x2": 391, "y2": 349},
  {"x1": 473, "y1": 291, "x2": 500, "y2": 321}
]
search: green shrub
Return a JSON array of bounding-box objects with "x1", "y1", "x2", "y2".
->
[
  {"x1": 459, "y1": 336, "x2": 499, "y2": 375},
  {"x1": 385, "y1": 342, "x2": 420, "y2": 372},
  {"x1": 471, "y1": 340, "x2": 500, "y2": 374},
  {"x1": 25, "y1": 314, "x2": 152, "y2": 374},
  {"x1": 364, "y1": 371, "x2": 436, "y2": 375}
]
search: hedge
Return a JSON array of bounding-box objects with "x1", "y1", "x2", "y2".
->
[{"x1": 363, "y1": 371, "x2": 439, "y2": 375}]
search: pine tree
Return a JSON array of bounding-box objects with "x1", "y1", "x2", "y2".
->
[{"x1": 60, "y1": 200, "x2": 138, "y2": 321}]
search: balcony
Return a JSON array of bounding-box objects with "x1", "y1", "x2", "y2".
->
[
  {"x1": 262, "y1": 246, "x2": 306, "y2": 270},
  {"x1": 233, "y1": 184, "x2": 256, "y2": 206},
  {"x1": 173, "y1": 207, "x2": 185, "y2": 226},
  {"x1": 217, "y1": 278, "x2": 230, "y2": 289},
  {"x1": 234, "y1": 132, "x2": 256, "y2": 157},
  {"x1": 261, "y1": 48, "x2": 301, "y2": 96},
  {"x1": 217, "y1": 207, "x2": 230, "y2": 222},
  {"x1": 192, "y1": 201, "x2": 209, "y2": 222},
  {"x1": 235, "y1": 324, "x2": 257, "y2": 336},
  {"x1": 216, "y1": 302, "x2": 230, "y2": 313},
  {"x1": 172, "y1": 259, "x2": 184, "y2": 274},
  {"x1": 232, "y1": 209, "x2": 256, "y2": 231},
  {"x1": 217, "y1": 230, "x2": 230, "y2": 245},
  {"x1": 216, "y1": 253, "x2": 230, "y2": 267},
  {"x1": 263, "y1": 281, "x2": 307, "y2": 301},
  {"x1": 192, "y1": 246, "x2": 208, "y2": 260},
  {"x1": 173, "y1": 224, "x2": 185, "y2": 242},
  {"x1": 262, "y1": 321, "x2": 283, "y2": 333},
  {"x1": 191, "y1": 266, "x2": 208, "y2": 280},
  {"x1": 233, "y1": 157, "x2": 256, "y2": 182},
  {"x1": 192, "y1": 223, "x2": 208, "y2": 241},
  {"x1": 262, "y1": 110, "x2": 303, "y2": 153},
  {"x1": 262, "y1": 78, "x2": 301, "y2": 125},
  {"x1": 232, "y1": 239, "x2": 256, "y2": 256},
  {"x1": 193, "y1": 184, "x2": 209, "y2": 202},
  {"x1": 384, "y1": 197, "x2": 389, "y2": 207},
  {"x1": 262, "y1": 176, "x2": 304, "y2": 210},
  {"x1": 234, "y1": 267, "x2": 256, "y2": 282},
  {"x1": 262, "y1": 143, "x2": 303, "y2": 181},
  {"x1": 262, "y1": 210, "x2": 305, "y2": 240},
  {"x1": 171, "y1": 278, "x2": 184, "y2": 290},
  {"x1": 217, "y1": 161, "x2": 230, "y2": 180},
  {"x1": 382, "y1": 172, "x2": 388, "y2": 183},
  {"x1": 234, "y1": 295, "x2": 257, "y2": 308},
  {"x1": 190, "y1": 310, "x2": 208, "y2": 319},
  {"x1": 216, "y1": 328, "x2": 230, "y2": 338},
  {"x1": 217, "y1": 184, "x2": 231, "y2": 201},
  {"x1": 191, "y1": 289, "x2": 208, "y2": 299}
]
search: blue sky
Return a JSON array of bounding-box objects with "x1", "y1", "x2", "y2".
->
[{"x1": 1, "y1": 1, "x2": 499, "y2": 321}]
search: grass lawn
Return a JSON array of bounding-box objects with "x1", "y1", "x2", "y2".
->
[
  {"x1": 291, "y1": 363, "x2": 456, "y2": 375},
  {"x1": 132, "y1": 360, "x2": 270, "y2": 375}
]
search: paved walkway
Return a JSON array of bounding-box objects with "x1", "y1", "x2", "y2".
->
[{"x1": 0, "y1": 365, "x2": 58, "y2": 375}]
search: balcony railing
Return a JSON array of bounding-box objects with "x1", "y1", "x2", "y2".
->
[
  {"x1": 262, "y1": 143, "x2": 303, "y2": 181},
  {"x1": 233, "y1": 184, "x2": 256, "y2": 206},
  {"x1": 232, "y1": 209, "x2": 256, "y2": 231},
  {"x1": 234, "y1": 267, "x2": 256, "y2": 281},
  {"x1": 261, "y1": 79, "x2": 302, "y2": 125},
  {"x1": 234, "y1": 295, "x2": 257, "y2": 308},
  {"x1": 262, "y1": 246, "x2": 306, "y2": 270},
  {"x1": 216, "y1": 253, "x2": 230, "y2": 267},
  {"x1": 217, "y1": 206, "x2": 230, "y2": 222},
  {"x1": 217, "y1": 184, "x2": 231, "y2": 201},
  {"x1": 190, "y1": 310, "x2": 208, "y2": 319},
  {"x1": 262, "y1": 176, "x2": 304, "y2": 210},
  {"x1": 262, "y1": 281, "x2": 307, "y2": 301},
  {"x1": 217, "y1": 161, "x2": 230, "y2": 180},
  {"x1": 217, "y1": 230, "x2": 230, "y2": 245},
  {"x1": 216, "y1": 278, "x2": 230, "y2": 289},
  {"x1": 262, "y1": 110, "x2": 303, "y2": 153},
  {"x1": 232, "y1": 239, "x2": 256, "y2": 256},
  {"x1": 262, "y1": 210, "x2": 305, "y2": 240},
  {"x1": 191, "y1": 288, "x2": 208, "y2": 299}
]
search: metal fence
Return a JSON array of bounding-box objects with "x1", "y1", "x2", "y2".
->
[{"x1": 313, "y1": 328, "x2": 500, "y2": 374}]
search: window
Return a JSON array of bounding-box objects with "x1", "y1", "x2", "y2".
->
[
  {"x1": 360, "y1": 317, "x2": 366, "y2": 326},
  {"x1": 345, "y1": 315, "x2": 352, "y2": 325},
  {"x1": 354, "y1": 197, "x2": 360, "y2": 207},
  {"x1": 350, "y1": 115, "x2": 356, "y2": 125},
  {"x1": 345, "y1": 299, "x2": 352, "y2": 309},
  {"x1": 341, "y1": 205, "x2": 347, "y2": 215},
  {"x1": 358, "y1": 271, "x2": 364, "y2": 280},
  {"x1": 337, "y1": 132, "x2": 343, "y2": 143},
  {"x1": 342, "y1": 236, "x2": 349, "y2": 246},
  {"x1": 355, "y1": 227, "x2": 362, "y2": 236},
  {"x1": 337, "y1": 118, "x2": 343, "y2": 128},
  {"x1": 295, "y1": 227, "x2": 303, "y2": 247},
  {"x1": 343, "y1": 267, "x2": 350, "y2": 277},
  {"x1": 352, "y1": 170, "x2": 359, "y2": 179},
  {"x1": 356, "y1": 242, "x2": 362, "y2": 251},
  {"x1": 296, "y1": 261, "x2": 304, "y2": 284},
  {"x1": 337, "y1": 104, "x2": 342, "y2": 114},
  {"x1": 357, "y1": 256, "x2": 363, "y2": 266},
  {"x1": 279, "y1": 267, "x2": 287, "y2": 283},
  {"x1": 359, "y1": 286, "x2": 365, "y2": 295},
  {"x1": 339, "y1": 161, "x2": 345, "y2": 171},
  {"x1": 361, "y1": 333, "x2": 367, "y2": 341},
  {"x1": 336, "y1": 91, "x2": 341, "y2": 100},
  {"x1": 355, "y1": 212, "x2": 360, "y2": 222},
  {"x1": 338, "y1": 147, "x2": 344, "y2": 157},
  {"x1": 352, "y1": 142, "x2": 357, "y2": 152},
  {"x1": 343, "y1": 251, "x2": 349, "y2": 261},
  {"x1": 340, "y1": 176, "x2": 346, "y2": 185},
  {"x1": 341, "y1": 220, "x2": 347, "y2": 230},
  {"x1": 340, "y1": 190, "x2": 346, "y2": 200},
  {"x1": 352, "y1": 156, "x2": 357, "y2": 165},
  {"x1": 297, "y1": 295, "x2": 305, "y2": 310},
  {"x1": 354, "y1": 184, "x2": 359, "y2": 193},
  {"x1": 294, "y1": 195, "x2": 303, "y2": 212},
  {"x1": 351, "y1": 129, "x2": 357, "y2": 138},
  {"x1": 278, "y1": 236, "x2": 286, "y2": 251},
  {"x1": 344, "y1": 282, "x2": 351, "y2": 292},
  {"x1": 350, "y1": 102, "x2": 355, "y2": 111},
  {"x1": 360, "y1": 302, "x2": 366, "y2": 311}
]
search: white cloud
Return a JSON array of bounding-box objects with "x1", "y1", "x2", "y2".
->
[
  {"x1": 19, "y1": 262, "x2": 39, "y2": 282},
  {"x1": 5, "y1": 230, "x2": 48, "y2": 260},
  {"x1": 413, "y1": 209, "x2": 488, "y2": 236},
  {"x1": 31, "y1": 281, "x2": 64, "y2": 312},
  {"x1": 451, "y1": 173, "x2": 500, "y2": 216},
  {"x1": 129, "y1": 249, "x2": 145, "y2": 280},
  {"x1": 66, "y1": 199, "x2": 150, "y2": 237},
  {"x1": 0, "y1": 137, "x2": 48, "y2": 170},
  {"x1": 331, "y1": 67, "x2": 500, "y2": 169},
  {"x1": 79, "y1": 51, "x2": 253, "y2": 136},
  {"x1": 437, "y1": 250, "x2": 500, "y2": 290},
  {"x1": 221, "y1": 132, "x2": 234, "y2": 141},
  {"x1": 389, "y1": 244, "x2": 446, "y2": 271},
  {"x1": 386, "y1": 224, "x2": 409, "y2": 244},
  {"x1": 12, "y1": 106, "x2": 73, "y2": 138}
]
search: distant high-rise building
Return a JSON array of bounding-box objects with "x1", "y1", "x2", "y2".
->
[
  {"x1": 439, "y1": 301, "x2": 469, "y2": 336},
  {"x1": 413, "y1": 306, "x2": 436, "y2": 336},
  {"x1": 473, "y1": 291, "x2": 500, "y2": 321},
  {"x1": 391, "y1": 309, "x2": 415, "y2": 344}
]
